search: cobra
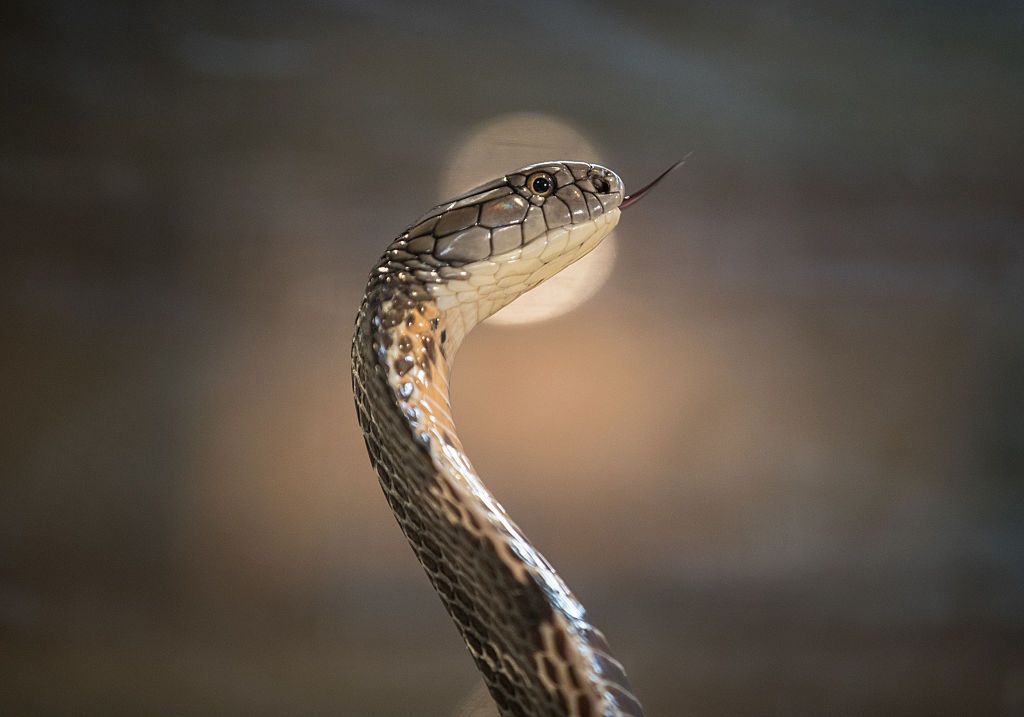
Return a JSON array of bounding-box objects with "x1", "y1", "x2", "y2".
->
[{"x1": 352, "y1": 160, "x2": 679, "y2": 717}]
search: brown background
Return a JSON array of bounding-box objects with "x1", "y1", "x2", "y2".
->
[{"x1": 2, "y1": 1, "x2": 1023, "y2": 715}]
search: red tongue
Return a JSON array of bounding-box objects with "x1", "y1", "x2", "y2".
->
[{"x1": 620, "y1": 158, "x2": 686, "y2": 210}]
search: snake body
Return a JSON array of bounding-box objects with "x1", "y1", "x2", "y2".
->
[{"x1": 352, "y1": 161, "x2": 645, "y2": 717}]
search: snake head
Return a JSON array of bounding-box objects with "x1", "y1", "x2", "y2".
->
[
  {"x1": 394, "y1": 161, "x2": 624, "y2": 331},
  {"x1": 404, "y1": 160, "x2": 624, "y2": 261}
]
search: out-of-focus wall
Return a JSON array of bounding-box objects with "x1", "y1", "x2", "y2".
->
[{"x1": 2, "y1": 2, "x2": 1022, "y2": 715}]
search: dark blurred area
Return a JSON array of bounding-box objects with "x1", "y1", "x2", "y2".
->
[{"x1": 2, "y1": 1, "x2": 1023, "y2": 715}]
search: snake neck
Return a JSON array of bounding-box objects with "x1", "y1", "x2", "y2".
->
[{"x1": 352, "y1": 263, "x2": 644, "y2": 717}]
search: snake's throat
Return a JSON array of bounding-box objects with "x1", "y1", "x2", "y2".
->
[{"x1": 427, "y1": 209, "x2": 620, "y2": 350}]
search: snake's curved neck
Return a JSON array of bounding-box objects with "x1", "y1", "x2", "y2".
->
[{"x1": 352, "y1": 263, "x2": 644, "y2": 717}]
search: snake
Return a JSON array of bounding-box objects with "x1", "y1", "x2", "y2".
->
[{"x1": 352, "y1": 159, "x2": 679, "y2": 717}]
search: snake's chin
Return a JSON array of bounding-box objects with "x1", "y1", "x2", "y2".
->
[{"x1": 430, "y1": 208, "x2": 620, "y2": 341}]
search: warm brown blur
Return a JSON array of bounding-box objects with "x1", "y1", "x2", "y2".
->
[{"x1": 2, "y1": 3, "x2": 1023, "y2": 716}]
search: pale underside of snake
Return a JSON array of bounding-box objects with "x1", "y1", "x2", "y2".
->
[{"x1": 352, "y1": 159, "x2": 679, "y2": 717}]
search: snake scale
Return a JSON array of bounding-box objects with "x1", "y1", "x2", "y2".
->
[{"x1": 352, "y1": 160, "x2": 677, "y2": 716}]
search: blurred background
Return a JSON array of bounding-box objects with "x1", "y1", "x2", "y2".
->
[{"x1": 2, "y1": 1, "x2": 1023, "y2": 715}]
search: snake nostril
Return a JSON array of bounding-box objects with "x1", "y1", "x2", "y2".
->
[{"x1": 592, "y1": 176, "x2": 610, "y2": 194}]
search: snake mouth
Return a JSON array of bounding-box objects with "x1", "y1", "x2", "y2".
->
[{"x1": 619, "y1": 158, "x2": 686, "y2": 210}]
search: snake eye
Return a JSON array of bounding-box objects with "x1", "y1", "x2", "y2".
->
[
  {"x1": 527, "y1": 172, "x2": 555, "y2": 197},
  {"x1": 592, "y1": 176, "x2": 611, "y2": 194}
]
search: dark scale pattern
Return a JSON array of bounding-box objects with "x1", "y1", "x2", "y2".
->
[
  {"x1": 351, "y1": 162, "x2": 644, "y2": 717},
  {"x1": 352, "y1": 279, "x2": 563, "y2": 716}
]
